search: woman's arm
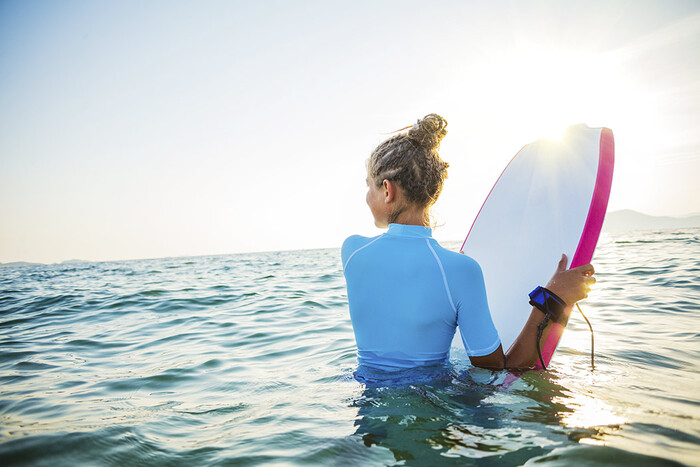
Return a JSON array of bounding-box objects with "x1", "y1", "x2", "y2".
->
[{"x1": 469, "y1": 254, "x2": 596, "y2": 370}]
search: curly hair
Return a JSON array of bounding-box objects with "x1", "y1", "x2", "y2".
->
[{"x1": 367, "y1": 114, "x2": 449, "y2": 223}]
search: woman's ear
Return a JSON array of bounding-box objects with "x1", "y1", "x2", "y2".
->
[{"x1": 383, "y1": 179, "x2": 395, "y2": 203}]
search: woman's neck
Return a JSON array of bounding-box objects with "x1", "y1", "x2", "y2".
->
[{"x1": 390, "y1": 205, "x2": 430, "y2": 227}]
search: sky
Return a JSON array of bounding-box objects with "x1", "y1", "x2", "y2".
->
[{"x1": 1, "y1": 0, "x2": 699, "y2": 263}]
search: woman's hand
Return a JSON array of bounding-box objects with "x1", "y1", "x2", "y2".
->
[
  {"x1": 473, "y1": 254, "x2": 596, "y2": 371},
  {"x1": 545, "y1": 254, "x2": 595, "y2": 305}
]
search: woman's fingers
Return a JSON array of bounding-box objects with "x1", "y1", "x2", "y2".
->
[
  {"x1": 573, "y1": 263, "x2": 595, "y2": 276},
  {"x1": 557, "y1": 254, "x2": 569, "y2": 272},
  {"x1": 548, "y1": 257, "x2": 598, "y2": 304}
]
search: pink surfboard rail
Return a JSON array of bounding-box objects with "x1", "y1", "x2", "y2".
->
[{"x1": 537, "y1": 127, "x2": 614, "y2": 369}]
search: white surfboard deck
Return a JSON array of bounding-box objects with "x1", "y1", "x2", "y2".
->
[{"x1": 452, "y1": 124, "x2": 614, "y2": 369}]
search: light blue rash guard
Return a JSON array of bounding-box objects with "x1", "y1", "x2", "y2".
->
[{"x1": 342, "y1": 223, "x2": 501, "y2": 371}]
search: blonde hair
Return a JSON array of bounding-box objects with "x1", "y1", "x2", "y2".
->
[{"x1": 367, "y1": 114, "x2": 449, "y2": 223}]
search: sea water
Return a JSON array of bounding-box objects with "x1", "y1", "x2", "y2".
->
[{"x1": 1, "y1": 229, "x2": 698, "y2": 466}]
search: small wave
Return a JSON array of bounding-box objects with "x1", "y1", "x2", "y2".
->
[
  {"x1": 103, "y1": 370, "x2": 198, "y2": 392},
  {"x1": 13, "y1": 361, "x2": 58, "y2": 370},
  {"x1": 133, "y1": 332, "x2": 203, "y2": 349},
  {"x1": 616, "y1": 349, "x2": 686, "y2": 370},
  {"x1": 0, "y1": 350, "x2": 38, "y2": 363},
  {"x1": 300, "y1": 300, "x2": 328, "y2": 309},
  {"x1": 614, "y1": 240, "x2": 662, "y2": 244},
  {"x1": 527, "y1": 445, "x2": 684, "y2": 466},
  {"x1": 24, "y1": 294, "x2": 82, "y2": 312},
  {"x1": 65, "y1": 339, "x2": 134, "y2": 350},
  {"x1": 178, "y1": 403, "x2": 247, "y2": 416},
  {"x1": 136, "y1": 289, "x2": 170, "y2": 297},
  {"x1": 0, "y1": 427, "x2": 191, "y2": 467},
  {"x1": 316, "y1": 273, "x2": 338, "y2": 281}
]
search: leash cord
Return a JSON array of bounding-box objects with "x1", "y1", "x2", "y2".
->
[{"x1": 535, "y1": 303, "x2": 595, "y2": 371}]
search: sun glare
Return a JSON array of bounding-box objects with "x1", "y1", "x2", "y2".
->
[
  {"x1": 554, "y1": 394, "x2": 627, "y2": 429},
  {"x1": 468, "y1": 50, "x2": 634, "y2": 143},
  {"x1": 542, "y1": 124, "x2": 569, "y2": 141}
]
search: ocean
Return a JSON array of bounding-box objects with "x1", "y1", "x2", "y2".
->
[{"x1": 1, "y1": 228, "x2": 698, "y2": 466}]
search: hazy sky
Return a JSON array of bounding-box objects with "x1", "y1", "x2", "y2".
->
[{"x1": 2, "y1": 0, "x2": 699, "y2": 263}]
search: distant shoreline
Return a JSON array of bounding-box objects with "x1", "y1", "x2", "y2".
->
[
  {"x1": 3, "y1": 210, "x2": 699, "y2": 267},
  {"x1": 602, "y1": 209, "x2": 700, "y2": 233}
]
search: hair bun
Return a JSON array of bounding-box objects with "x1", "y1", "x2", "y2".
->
[{"x1": 407, "y1": 114, "x2": 448, "y2": 150}]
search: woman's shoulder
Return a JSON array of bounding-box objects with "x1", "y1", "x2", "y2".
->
[
  {"x1": 341, "y1": 234, "x2": 382, "y2": 268},
  {"x1": 429, "y1": 240, "x2": 483, "y2": 273},
  {"x1": 342, "y1": 234, "x2": 373, "y2": 251}
]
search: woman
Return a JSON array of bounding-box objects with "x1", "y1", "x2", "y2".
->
[{"x1": 342, "y1": 114, "x2": 595, "y2": 371}]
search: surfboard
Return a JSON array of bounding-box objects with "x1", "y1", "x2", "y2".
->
[{"x1": 455, "y1": 124, "x2": 614, "y2": 369}]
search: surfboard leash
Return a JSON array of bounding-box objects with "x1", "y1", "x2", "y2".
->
[
  {"x1": 535, "y1": 303, "x2": 595, "y2": 371},
  {"x1": 529, "y1": 286, "x2": 566, "y2": 370},
  {"x1": 576, "y1": 303, "x2": 595, "y2": 370},
  {"x1": 535, "y1": 314, "x2": 551, "y2": 370},
  {"x1": 529, "y1": 287, "x2": 595, "y2": 371}
]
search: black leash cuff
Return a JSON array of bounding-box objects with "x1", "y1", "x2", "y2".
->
[{"x1": 529, "y1": 286, "x2": 567, "y2": 323}]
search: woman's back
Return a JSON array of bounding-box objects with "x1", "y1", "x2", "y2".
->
[{"x1": 343, "y1": 223, "x2": 500, "y2": 371}]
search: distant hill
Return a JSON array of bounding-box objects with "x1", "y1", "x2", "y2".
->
[{"x1": 602, "y1": 210, "x2": 700, "y2": 233}]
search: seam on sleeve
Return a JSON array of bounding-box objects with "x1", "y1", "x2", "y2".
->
[
  {"x1": 425, "y1": 239, "x2": 456, "y2": 314},
  {"x1": 343, "y1": 235, "x2": 384, "y2": 271},
  {"x1": 465, "y1": 337, "x2": 501, "y2": 357}
]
